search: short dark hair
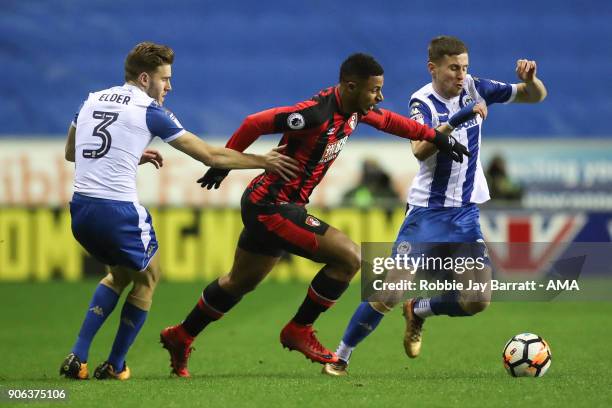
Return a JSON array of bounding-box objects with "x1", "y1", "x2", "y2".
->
[
  {"x1": 428, "y1": 36, "x2": 468, "y2": 63},
  {"x1": 125, "y1": 42, "x2": 175, "y2": 82},
  {"x1": 339, "y1": 53, "x2": 384, "y2": 82}
]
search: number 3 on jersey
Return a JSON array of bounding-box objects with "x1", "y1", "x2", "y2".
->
[{"x1": 83, "y1": 111, "x2": 118, "y2": 158}]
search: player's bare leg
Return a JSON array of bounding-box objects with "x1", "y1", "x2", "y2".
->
[
  {"x1": 218, "y1": 249, "x2": 281, "y2": 296},
  {"x1": 456, "y1": 264, "x2": 492, "y2": 315},
  {"x1": 161, "y1": 247, "x2": 280, "y2": 377},
  {"x1": 281, "y1": 226, "x2": 361, "y2": 364}
]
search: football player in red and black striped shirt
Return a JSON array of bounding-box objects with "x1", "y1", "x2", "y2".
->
[{"x1": 160, "y1": 53, "x2": 470, "y2": 377}]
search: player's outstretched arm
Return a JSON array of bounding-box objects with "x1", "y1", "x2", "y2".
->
[
  {"x1": 412, "y1": 103, "x2": 487, "y2": 161},
  {"x1": 514, "y1": 59, "x2": 547, "y2": 103},
  {"x1": 169, "y1": 131, "x2": 299, "y2": 176},
  {"x1": 196, "y1": 145, "x2": 299, "y2": 189},
  {"x1": 362, "y1": 108, "x2": 471, "y2": 163},
  {"x1": 197, "y1": 100, "x2": 326, "y2": 189},
  {"x1": 64, "y1": 125, "x2": 76, "y2": 162}
]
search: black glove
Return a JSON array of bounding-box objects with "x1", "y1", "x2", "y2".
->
[
  {"x1": 197, "y1": 168, "x2": 230, "y2": 189},
  {"x1": 431, "y1": 130, "x2": 471, "y2": 163}
]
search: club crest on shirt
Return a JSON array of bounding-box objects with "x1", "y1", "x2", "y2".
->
[
  {"x1": 461, "y1": 94, "x2": 474, "y2": 107},
  {"x1": 396, "y1": 241, "x2": 412, "y2": 255},
  {"x1": 305, "y1": 216, "x2": 321, "y2": 227},
  {"x1": 410, "y1": 102, "x2": 424, "y2": 124},
  {"x1": 287, "y1": 113, "x2": 306, "y2": 130},
  {"x1": 348, "y1": 113, "x2": 358, "y2": 130}
]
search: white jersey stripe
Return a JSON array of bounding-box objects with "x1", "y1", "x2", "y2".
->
[{"x1": 133, "y1": 202, "x2": 152, "y2": 253}]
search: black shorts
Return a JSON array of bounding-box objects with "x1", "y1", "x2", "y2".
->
[{"x1": 238, "y1": 190, "x2": 330, "y2": 258}]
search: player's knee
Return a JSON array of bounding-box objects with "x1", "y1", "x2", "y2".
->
[
  {"x1": 219, "y1": 274, "x2": 259, "y2": 296},
  {"x1": 140, "y1": 262, "x2": 161, "y2": 289},
  {"x1": 461, "y1": 299, "x2": 490, "y2": 315},
  {"x1": 474, "y1": 300, "x2": 491, "y2": 314},
  {"x1": 126, "y1": 264, "x2": 161, "y2": 310},
  {"x1": 340, "y1": 242, "x2": 361, "y2": 274},
  {"x1": 101, "y1": 272, "x2": 130, "y2": 294},
  {"x1": 369, "y1": 301, "x2": 394, "y2": 314},
  {"x1": 127, "y1": 264, "x2": 161, "y2": 310},
  {"x1": 128, "y1": 283, "x2": 155, "y2": 311},
  {"x1": 231, "y1": 279, "x2": 259, "y2": 295}
]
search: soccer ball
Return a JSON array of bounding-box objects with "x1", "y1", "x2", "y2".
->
[{"x1": 502, "y1": 333, "x2": 551, "y2": 377}]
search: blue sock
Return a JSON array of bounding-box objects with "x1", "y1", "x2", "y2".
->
[
  {"x1": 107, "y1": 301, "x2": 148, "y2": 371},
  {"x1": 429, "y1": 291, "x2": 472, "y2": 317},
  {"x1": 72, "y1": 284, "x2": 120, "y2": 362},
  {"x1": 342, "y1": 302, "x2": 385, "y2": 348}
]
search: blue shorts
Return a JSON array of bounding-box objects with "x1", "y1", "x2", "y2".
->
[
  {"x1": 393, "y1": 204, "x2": 487, "y2": 261},
  {"x1": 70, "y1": 193, "x2": 158, "y2": 271}
]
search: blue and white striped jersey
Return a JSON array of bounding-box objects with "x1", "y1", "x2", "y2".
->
[
  {"x1": 407, "y1": 74, "x2": 516, "y2": 207},
  {"x1": 71, "y1": 83, "x2": 185, "y2": 202}
]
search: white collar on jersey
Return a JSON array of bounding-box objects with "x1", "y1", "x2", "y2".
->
[
  {"x1": 123, "y1": 82, "x2": 150, "y2": 98},
  {"x1": 430, "y1": 84, "x2": 461, "y2": 105}
]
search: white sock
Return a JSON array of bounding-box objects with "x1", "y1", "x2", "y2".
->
[
  {"x1": 413, "y1": 298, "x2": 434, "y2": 318},
  {"x1": 336, "y1": 341, "x2": 353, "y2": 364}
]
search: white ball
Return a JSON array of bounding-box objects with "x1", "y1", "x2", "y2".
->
[{"x1": 503, "y1": 333, "x2": 552, "y2": 377}]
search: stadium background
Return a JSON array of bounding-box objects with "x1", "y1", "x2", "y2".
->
[{"x1": 1, "y1": 1, "x2": 611, "y2": 407}]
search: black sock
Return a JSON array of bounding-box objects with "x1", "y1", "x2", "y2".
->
[
  {"x1": 182, "y1": 279, "x2": 242, "y2": 337},
  {"x1": 292, "y1": 268, "x2": 349, "y2": 325}
]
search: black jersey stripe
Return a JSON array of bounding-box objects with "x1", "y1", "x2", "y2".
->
[
  {"x1": 258, "y1": 134, "x2": 300, "y2": 203},
  {"x1": 288, "y1": 93, "x2": 338, "y2": 202}
]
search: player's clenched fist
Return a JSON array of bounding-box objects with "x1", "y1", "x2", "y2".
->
[{"x1": 516, "y1": 59, "x2": 537, "y2": 82}]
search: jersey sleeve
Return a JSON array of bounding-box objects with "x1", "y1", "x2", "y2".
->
[
  {"x1": 360, "y1": 108, "x2": 436, "y2": 142},
  {"x1": 146, "y1": 102, "x2": 186, "y2": 142},
  {"x1": 473, "y1": 77, "x2": 517, "y2": 105},
  {"x1": 225, "y1": 99, "x2": 327, "y2": 152},
  {"x1": 408, "y1": 98, "x2": 433, "y2": 127}
]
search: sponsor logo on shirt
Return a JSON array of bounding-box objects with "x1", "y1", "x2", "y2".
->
[
  {"x1": 453, "y1": 117, "x2": 479, "y2": 131},
  {"x1": 320, "y1": 136, "x2": 348, "y2": 163}
]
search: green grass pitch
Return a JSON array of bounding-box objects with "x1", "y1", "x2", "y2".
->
[{"x1": 1, "y1": 281, "x2": 611, "y2": 407}]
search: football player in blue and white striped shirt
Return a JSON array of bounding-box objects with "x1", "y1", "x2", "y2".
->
[{"x1": 325, "y1": 35, "x2": 546, "y2": 376}]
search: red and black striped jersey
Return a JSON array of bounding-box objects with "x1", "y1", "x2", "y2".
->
[{"x1": 225, "y1": 86, "x2": 436, "y2": 205}]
